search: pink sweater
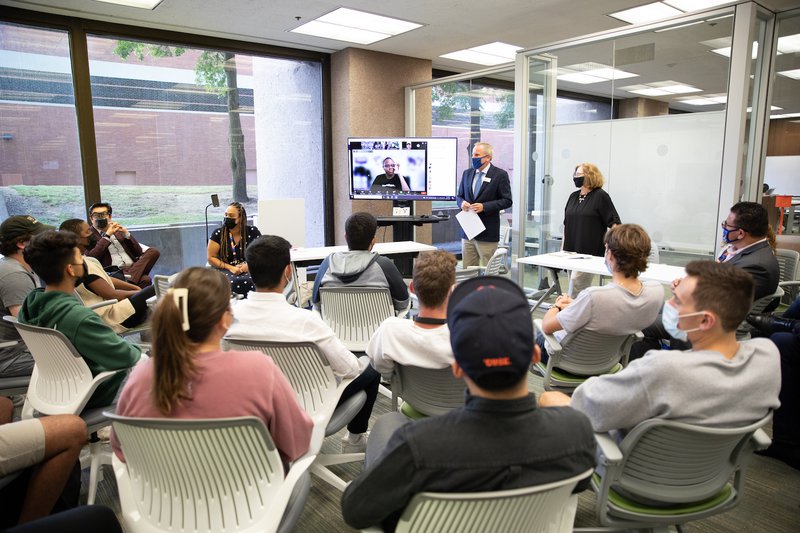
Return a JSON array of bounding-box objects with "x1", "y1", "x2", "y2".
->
[{"x1": 112, "y1": 349, "x2": 313, "y2": 464}]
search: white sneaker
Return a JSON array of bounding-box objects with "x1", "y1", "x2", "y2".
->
[{"x1": 341, "y1": 431, "x2": 369, "y2": 453}]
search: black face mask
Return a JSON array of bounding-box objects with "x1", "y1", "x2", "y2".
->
[
  {"x1": 573, "y1": 176, "x2": 585, "y2": 188},
  {"x1": 95, "y1": 218, "x2": 109, "y2": 230},
  {"x1": 224, "y1": 217, "x2": 237, "y2": 230},
  {"x1": 74, "y1": 261, "x2": 88, "y2": 288}
]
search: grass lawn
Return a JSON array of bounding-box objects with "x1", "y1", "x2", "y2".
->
[{"x1": 2, "y1": 185, "x2": 258, "y2": 227}]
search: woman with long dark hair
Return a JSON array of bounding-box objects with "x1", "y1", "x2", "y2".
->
[
  {"x1": 207, "y1": 202, "x2": 261, "y2": 297},
  {"x1": 111, "y1": 267, "x2": 312, "y2": 464}
]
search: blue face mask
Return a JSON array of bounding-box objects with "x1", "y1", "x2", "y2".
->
[
  {"x1": 721, "y1": 226, "x2": 740, "y2": 244},
  {"x1": 471, "y1": 156, "x2": 485, "y2": 170},
  {"x1": 661, "y1": 301, "x2": 704, "y2": 342}
]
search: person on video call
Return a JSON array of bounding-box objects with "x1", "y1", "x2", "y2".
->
[
  {"x1": 370, "y1": 157, "x2": 411, "y2": 193},
  {"x1": 457, "y1": 142, "x2": 512, "y2": 267}
]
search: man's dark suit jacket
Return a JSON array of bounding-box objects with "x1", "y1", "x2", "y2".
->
[
  {"x1": 728, "y1": 240, "x2": 780, "y2": 301},
  {"x1": 455, "y1": 164, "x2": 512, "y2": 242},
  {"x1": 87, "y1": 225, "x2": 145, "y2": 269}
]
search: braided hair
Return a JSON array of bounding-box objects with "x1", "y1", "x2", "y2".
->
[{"x1": 219, "y1": 202, "x2": 248, "y2": 265}]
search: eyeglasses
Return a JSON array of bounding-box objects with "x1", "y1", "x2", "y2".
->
[
  {"x1": 383, "y1": 164, "x2": 396, "y2": 168},
  {"x1": 90, "y1": 212, "x2": 109, "y2": 220},
  {"x1": 720, "y1": 222, "x2": 741, "y2": 231}
]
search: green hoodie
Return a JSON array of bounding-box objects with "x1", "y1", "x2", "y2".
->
[{"x1": 19, "y1": 288, "x2": 141, "y2": 408}]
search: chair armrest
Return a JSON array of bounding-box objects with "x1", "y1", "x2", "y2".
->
[
  {"x1": 88, "y1": 299, "x2": 117, "y2": 310},
  {"x1": 0, "y1": 340, "x2": 18, "y2": 349},
  {"x1": 751, "y1": 428, "x2": 772, "y2": 451},
  {"x1": 532, "y1": 319, "x2": 563, "y2": 352},
  {"x1": 594, "y1": 432, "x2": 623, "y2": 466},
  {"x1": 779, "y1": 280, "x2": 800, "y2": 289}
]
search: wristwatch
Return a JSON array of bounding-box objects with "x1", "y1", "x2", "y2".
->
[{"x1": 553, "y1": 304, "x2": 563, "y2": 312}]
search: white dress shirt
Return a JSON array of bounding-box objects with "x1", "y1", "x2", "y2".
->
[{"x1": 227, "y1": 291, "x2": 360, "y2": 379}]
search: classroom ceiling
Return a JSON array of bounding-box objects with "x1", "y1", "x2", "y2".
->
[{"x1": 2, "y1": 0, "x2": 799, "y2": 115}]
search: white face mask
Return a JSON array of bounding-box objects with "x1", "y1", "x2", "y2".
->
[{"x1": 661, "y1": 301, "x2": 705, "y2": 342}]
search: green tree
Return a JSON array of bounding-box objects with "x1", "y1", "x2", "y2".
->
[{"x1": 113, "y1": 42, "x2": 249, "y2": 202}]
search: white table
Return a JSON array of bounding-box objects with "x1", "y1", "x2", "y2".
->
[
  {"x1": 289, "y1": 240, "x2": 437, "y2": 306},
  {"x1": 517, "y1": 252, "x2": 686, "y2": 312}
]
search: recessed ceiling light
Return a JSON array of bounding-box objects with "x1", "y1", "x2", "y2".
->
[
  {"x1": 678, "y1": 98, "x2": 719, "y2": 106},
  {"x1": 439, "y1": 42, "x2": 522, "y2": 66},
  {"x1": 622, "y1": 81, "x2": 702, "y2": 96},
  {"x1": 777, "y1": 34, "x2": 800, "y2": 54},
  {"x1": 777, "y1": 69, "x2": 800, "y2": 80},
  {"x1": 676, "y1": 94, "x2": 726, "y2": 106},
  {"x1": 93, "y1": 0, "x2": 163, "y2": 8},
  {"x1": 557, "y1": 63, "x2": 638, "y2": 84},
  {"x1": 608, "y1": 2, "x2": 683, "y2": 25},
  {"x1": 710, "y1": 42, "x2": 759, "y2": 59},
  {"x1": 663, "y1": 0, "x2": 730, "y2": 11},
  {"x1": 290, "y1": 8, "x2": 422, "y2": 45}
]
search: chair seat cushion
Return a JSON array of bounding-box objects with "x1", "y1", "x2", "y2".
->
[
  {"x1": 399, "y1": 401, "x2": 427, "y2": 420},
  {"x1": 595, "y1": 473, "x2": 735, "y2": 517},
  {"x1": 536, "y1": 362, "x2": 623, "y2": 384},
  {"x1": 326, "y1": 391, "x2": 367, "y2": 436}
]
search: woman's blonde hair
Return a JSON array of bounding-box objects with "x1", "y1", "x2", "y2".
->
[
  {"x1": 150, "y1": 267, "x2": 231, "y2": 415},
  {"x1": 576, "y1": 163, "x2": 605, "y2": 189}
]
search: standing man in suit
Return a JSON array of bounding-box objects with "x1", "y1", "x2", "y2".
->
[{"x1": 456, "y1": 142, "x2": 512, "y2": 267}]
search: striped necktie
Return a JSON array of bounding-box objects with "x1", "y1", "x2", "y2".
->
[{"x1": 473, "y1": 171, "x2": 483, "y2": 198}]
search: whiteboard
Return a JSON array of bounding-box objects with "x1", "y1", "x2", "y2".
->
[
  {"x1": 550, "y1": 111, "x2": 726, "y2": 254},
  {"x1": 764, "y1": 156, "x2": 800, "y2": 196}
]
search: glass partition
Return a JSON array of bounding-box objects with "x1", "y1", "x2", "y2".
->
[{"x1": 0, "y1": 22, "x2": 86, "y2": 225}]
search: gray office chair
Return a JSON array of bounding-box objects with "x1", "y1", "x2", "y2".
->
[
  {"x1": 365, "y1": 468, "x2": 593, "y2": 533},
  {"x1": 531, "y1": 318, "x2": 639, "y2": 392},
  {"x1": 483, "y1": 247, "x2": 508, "y2": 276},
  {"x1": 390, "y1": 364, "x2": 465, "y2": 419},
  {"x1": 318, "y1": 286, "x2": 395, "y2": 352},
  {"x1": 223, "y1": 339, "x2": 367, "y2": 492},
  {"x1": 736, "y1": 286, "x2": 785, "y2": 340},
  {"x1": 776, "y1": 248, "x2": 799, "y2": 305},
  {"x1": 583, "y1": 414, "x2": 772, "y2": 531},
  {"x1": 108, "y1": 414, "x2": 315, "y2": 533}
]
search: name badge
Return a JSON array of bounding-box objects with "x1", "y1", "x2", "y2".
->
[{"x1": 482, "y1": 176, "x2": 491, "y2": 183}]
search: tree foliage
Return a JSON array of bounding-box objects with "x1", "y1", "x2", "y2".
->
[{"x1": 113, "y1": 41, "x2": 249, "y2": 202}]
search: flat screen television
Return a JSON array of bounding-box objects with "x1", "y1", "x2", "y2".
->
[{"x1": 348, "y1": 137, "x2": 458, "y2": 201}]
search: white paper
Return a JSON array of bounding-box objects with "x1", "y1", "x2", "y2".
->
[{"x1": 456, "y1": 209, "x2": 486, "y2": 240}]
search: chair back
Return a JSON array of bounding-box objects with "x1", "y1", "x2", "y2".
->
[
  {"x1": 648, "y1": 242, "x2": 660, "y2": 264},
  {"x1": 152, "y1": 274, "x2": 172, "y2": 300},
  {"x1": 5, "y1": 316, "x2": 99, "y2": 415},
  {"x1": 499, "y1": 225, "x2": 511, "y2": 246},
  {"x1": 613, "y1": 415, "x2": 771, "y2": 504},
  {"x1": 776, "y1": 248, "x2": 799, "y2": 284},
  {"x1": 558, "y1": 329, "x2": 635, "y2": 375},
  {"x1": 737, "y1": 286, "x2": 785, "y2": 339},
  {"x1": 454, "y1": 266, "x2": 482, "y2": 284},
  {"x1": 108, "y1": 414, "x2": 292, "y2": 533},
  {"x1": 392, "y1": 364, "x2": 465, "y2": 417},
  {"x1": 319, "y1": 287, "x2": 394, "y2": 352},
  {"x1": 483, "y1": 247, "x2": 508, "y2": 276},
  {"x1": 223, "y1": 339, "x2": 336, "y2": 419},
  {"x1": 395, "y1": 469, "x2": 592, "y2": 533}
]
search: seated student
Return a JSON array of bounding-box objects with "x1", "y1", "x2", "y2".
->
[
  {"x1": 367, "y1": 250, "x2": 456, "y2": 377},
  {"x1": 0, "y1": 216, "x2": 54, "y2": 379},
  {"x1": 632, "y1": 202, "x2": 780, "y2": 357},
  {"x1": 112, "y1": 267, "x2": 313, "y2": 465},
  {"x1": 312, "y1": 212, "x2": 409, "y2": 314},
  {"x1": 18, "y1": 230, "x2": 142, "y2": 408},
  {"x1": 538, "y1": 224, "x2": 663, "y2": 362},
  {"x1": 0, "y1": 397, "x2": 86, "y2": 527},
  {"x1": 341, "y1": 276, "x2": 596, "y2": 532},
  {"x1": 226, "y1": 235, "x2": 379, "y2": 453},
  {"x1": 748, "y1": 296, "x2": 800, "y2": 470},
  {"x1": 540, "y1": 261, "x2": 781, "y2": 441},
  {"x1": 86, "y1": 202, "x2": 160, "y2": 289},
  {"x1": 207, "y1": 202, "x2": 261, "y2": 298},
  {"x1": 60, "y1": 219, "x2": 154, "y2": 333}
]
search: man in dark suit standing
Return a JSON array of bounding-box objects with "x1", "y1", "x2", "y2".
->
[
  {"x1": 456, "y1": 142, "x2": 512, "y2": 267},
  {"x1": 718, "y1": 201, "x2": 779, "y2": 301}
]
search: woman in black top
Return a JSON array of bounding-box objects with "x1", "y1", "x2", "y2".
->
[
  {"x1": 563, "y1": 163, "x2": 620, "y2": 297},
  {"x1": 207, "y1": 202, "x2": 261, "y2": 297}
]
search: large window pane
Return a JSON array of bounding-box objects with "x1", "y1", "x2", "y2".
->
[
  {"x1": 0, "y1": 22, "x2": 86, "y2": 225},
  {"x1": 86, "y1": 36, "x2": 323, "y2": 274}
]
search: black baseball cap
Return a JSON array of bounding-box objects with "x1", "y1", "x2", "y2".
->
[
  {"x1": 0, "y1": 215, "x2": 55, "y2": 243},
  {"x1": 447, "y1": 276, "x2": 534, "y2": 390}
]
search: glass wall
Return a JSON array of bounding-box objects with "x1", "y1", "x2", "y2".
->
[
  {"x1": 416, "y1": 73, "x2": 515, "y2": 256},
  {"x1": 0, "y1": 22, "x2": 86, "y2": 225},
  {"x1": 0, "y1": 13, "x2": 327, "y2": 275},
  {"x1": 512, "y1": 5, "x2": 772, "y2": 291}
]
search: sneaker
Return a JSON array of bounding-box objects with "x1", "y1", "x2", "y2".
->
[{"x1": 341, "y1": 431, "x2": 369, "y2": 453}]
